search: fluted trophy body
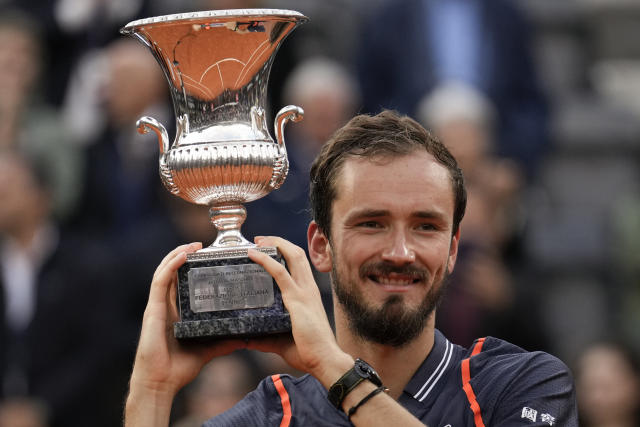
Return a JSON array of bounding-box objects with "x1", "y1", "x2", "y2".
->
[{"x1": 121, "y1": 9, "x2": 307, "y2": 339}]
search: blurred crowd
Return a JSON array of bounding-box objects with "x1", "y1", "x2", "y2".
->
[{"x1": 0, "y1": 0, "x2": 639, "y2": 425}]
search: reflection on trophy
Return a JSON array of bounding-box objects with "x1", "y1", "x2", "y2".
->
[{"x1": 120, "y1": 9, "x2": 308, "y2": 339}]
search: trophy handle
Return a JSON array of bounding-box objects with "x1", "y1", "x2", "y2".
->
[
  {"x1": 136, "y1": 116, "x2": 179, "y2": 195},
  {"x1": 274, "y1": 105, "x2": 304, "y2": 148},
  {"x1": 268, "y1": 105, "x2": 304, "y2": 190},
  {"x1": 136, "y1": 116, "x2": 170, "y2": 154}
]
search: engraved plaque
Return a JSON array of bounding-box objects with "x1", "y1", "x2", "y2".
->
[{"x1": 188, "y1": 264, "x2": 275, "y2": 312}]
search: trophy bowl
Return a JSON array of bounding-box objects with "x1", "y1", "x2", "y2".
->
[{"x1": 120, "y1": 9, "x2": 308, "y2": 339}]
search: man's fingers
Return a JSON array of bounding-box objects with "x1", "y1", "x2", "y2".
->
[
  {"x1": 247, "y1": 248, "x2": 292, "y2": 291},
  {"x1": 168, "y1": 267, "x2": 179, "y2": 319},
  {"x1": 248, "y1": 238, "x2": 325, "y2": 321},
  {"x1": 149, "y1": 242, "x2": 202, "y2": 302},
  {"x1": 148, "y1": 243, "x2": 201, "y2": 306},
  {"x1": 153, "y1": 242, "x2": 202, "y2": 280},
  {"x1": 148, "y1": 250, "x2": 186, "y2": 306},
  {"x1": 252, "y1": 237, "x2": 314, "y2": 287},
  {"x1": 245, "y1": 334, "x2": 297, "y2": 362},
  {"x1": 153, "y1": 245, "x2": 188, "y2": 279},
  {"x1": 274, "y1": 238, "x2": 314, "y2": 280},
  {"x1": 194, "y1": 338, "x2": 250, "y2": 361}
]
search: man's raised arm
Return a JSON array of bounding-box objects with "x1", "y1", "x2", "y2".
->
[{"x1": 124, "y1": 242, "x2": 246, "y2": 426}]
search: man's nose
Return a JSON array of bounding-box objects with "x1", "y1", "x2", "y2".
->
[{"x1": 381, "y1": 230, "x2": 416, "y2": 265}]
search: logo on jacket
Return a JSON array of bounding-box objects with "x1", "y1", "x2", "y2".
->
[
  {"x1": 521, "y1": 407, "x2": 537, "y2": 422},
  {"x1": 521, "y1": 407, "x2": 555, "y2": 425}
]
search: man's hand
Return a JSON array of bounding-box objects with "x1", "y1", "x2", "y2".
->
[
  {"x1": 125, "y1": 243, "x2": 246, "y2": 426},
  {"x1": 248, "y1": 237, "x2": 431, "y2": 426},
  {"x1": 246, "y1": 237, "x2": 354, "y2": 388}
]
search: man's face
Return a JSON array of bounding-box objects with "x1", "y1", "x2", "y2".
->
[
  {"x1": 0, "y1": 155, "x2": 46, "y2": 233},
  {"x1": 318, "y1": 152, "x2": 459, "y2": 347}
]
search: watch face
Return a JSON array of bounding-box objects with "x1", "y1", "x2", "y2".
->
[
  {"x1": 328, "y1": 358, "x2": 386, "y2": 410},
  {"x1": 355, "y1": 359, "x2": 382, "y2": 385},
  {"x1": 355, "y1": 359, "x2": 372, "y2": 377}
]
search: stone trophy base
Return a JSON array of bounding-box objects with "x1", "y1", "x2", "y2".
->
[{"x1": 174, "y1": 246, "x2": 291, "y2": 340}]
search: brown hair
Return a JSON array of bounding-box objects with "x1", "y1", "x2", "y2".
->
[{"x1": 309, "y1": 110, "x2": 466, "y2": 238}]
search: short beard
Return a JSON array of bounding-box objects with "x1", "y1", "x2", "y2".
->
[{"x1": 332, "y1": 262, "x2": 448, "y2": 348}]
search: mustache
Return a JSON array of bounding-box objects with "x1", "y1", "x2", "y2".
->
[{"x1": 359, "y1": 262, "x2": 428, "y2": 281}]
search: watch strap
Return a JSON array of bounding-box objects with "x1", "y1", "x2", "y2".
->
[{"x1": 327, "y1": 359, "x2": 382, "y2": 410}]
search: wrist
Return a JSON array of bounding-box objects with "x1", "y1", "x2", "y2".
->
[
  {"x1": 125, "y1": 380, "x2": 176, "y2": 427},
  {"x1": 312, "y1": 351, "x2": 355, "y2": 390},
  {"x1": 341, "y1": 381, "x2": 381, "y2": 415},
  {"x1": 327, "y1": 358, "x2": 385, "y2": 412},
  {"x1": 129, "y1": 368, "x2": 181, "y2": 397}
]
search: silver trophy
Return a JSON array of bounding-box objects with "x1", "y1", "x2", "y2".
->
[{"x1": 120, "y1": 9, "x2": 308, "y2": 339}]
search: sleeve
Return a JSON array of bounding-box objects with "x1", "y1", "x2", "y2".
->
[
  {"x1": 488, "y1": 352, "x2": 578, "y2": 427},
  {"x1": 202, "y1": 375, "x2": 288, "y2": 427}
]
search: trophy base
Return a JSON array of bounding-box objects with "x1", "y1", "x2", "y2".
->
[{"x1": 174, "y1": 246, "x2": 292, "y2": 340}]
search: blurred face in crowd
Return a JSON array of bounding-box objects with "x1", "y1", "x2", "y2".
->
[
  {"x1": 102, "y1": 41, "x2": 165, "y2": 126},
  {"x1": 311, "y1": 151, "x2": 459, "y2": 347},
  {"x1": 0, "y1": 398, "x2": 48, "y2": 427},
  {"x1": 0, "y1": 25, "x2": 40, "y2": 106},
  {"x1": 577, "y1": 344, "x2": 640, "y2": 425},
  {"x1": 296, "y1": 90, "x2": 355, "y2": 150},
  {"x1": 435, "y1": 118, "x2": 490, "y2": 176},
  {"x1": 185, "y1": 355, "x2": 255, "y2": 422},
  {"x1": 0, "y1": 153, "x2": 49, "y2": 240}
]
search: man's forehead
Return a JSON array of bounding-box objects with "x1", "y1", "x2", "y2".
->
[
  {"x1": 334, "y1": 152, "x2": 449, "y2": 187},
  {"x1": 331, "y1": 152, "x2": 454, "y2": 208}
]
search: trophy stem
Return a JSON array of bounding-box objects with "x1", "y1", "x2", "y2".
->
[{"x1": 208, "y1": 203, "x2": 253, "y2": 248}]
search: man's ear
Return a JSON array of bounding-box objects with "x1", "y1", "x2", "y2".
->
[
  {"x1": 447, "y1": 228, "x2": 461, "y2": 274},
  {"x1": 307, "y1": 221, "x2": 332, "y2": 273}
]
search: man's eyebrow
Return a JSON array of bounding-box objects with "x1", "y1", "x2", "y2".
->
[
  {"x1": 413, "y1": 210, "x2": 447, "y2": 221},
  {"x1": 344, "y1": 209, "x2": 390, "y2": 223},
  {"x1": 344, "y1": 209, "x2": 448, "y2": 222}
]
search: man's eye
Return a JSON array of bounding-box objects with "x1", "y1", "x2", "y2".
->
[
  {"x1": 357, "y1": 221, "x2": 382, "y2": 228},
  {"x1": 417, "y1": 223, "x2": 437, "y2": 231}
]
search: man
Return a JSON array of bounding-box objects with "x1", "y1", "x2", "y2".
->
[
  {"x1": 125, "y1": 111, "x2": 577, "y2": 426},
  {"x1": 0, "y1": 150, "x2": 125, "y2": 427},
  {"x1": 356, "y1": 0, "x2": 549, "y2": 179}
]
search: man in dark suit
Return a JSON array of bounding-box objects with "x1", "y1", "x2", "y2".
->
[
  {"x1": 356, "y1": 0, "x2": 549, "y2": 178},
  {"x1": 0, "y1": 149, "x2": 127, "y2": 427}
]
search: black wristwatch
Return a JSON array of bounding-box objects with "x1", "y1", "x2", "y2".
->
[{"x1": 327, "y1": 358, "x2": 383, "y2": 410}]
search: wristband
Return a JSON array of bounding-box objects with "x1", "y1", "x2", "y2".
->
[
  {"x1": 347, "y1": 385, "x2": 389, "y2": 420},
  {"x1": 327, "y1": 358, "x2": 383, "y2": 410}
]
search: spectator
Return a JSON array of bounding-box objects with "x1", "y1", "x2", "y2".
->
[
  {"x1": 0, "y1": 10, "x2": 41, "y2": 148},
  {"x1": 0, "y1": 149, "x2": 122, "y2": 427},
  {"x1": 356, "y1": 0, "x2": 549, "y2": 178},
  {"x1": 418, "y1": 82, "x2": 524, "y2": 249},
  {"x1": 173, "y1": 353, "x2": 262, "y2": 426},
  {"x1": 0, "y1": 397, "x2": 48, "y2": 427},
  {"x1": 3, "y1": 0, "x2": 151, "y2": 106},
  {"x1": 575, "y1": 341, "x2": 640, "y2": 427},
  {"x1": 418, "y1": 82, "x2": 547, "y2": 351},
  {"x1": 66, "y1": 38, "x2": 171, "y2": 235},
  {"x1": 244, "y1": 56, "x2": 360, "y2": 250},
  {"x1": 0, "y1": 9, "x2": 82, "y2": 220}
]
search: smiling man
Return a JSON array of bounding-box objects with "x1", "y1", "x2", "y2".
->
[
  {"x1": 316, "y1": 146, "x2": 457, "y2": 350},
  {"x1": 124, "y1": 111, "x2": 577, "y2": 426}
]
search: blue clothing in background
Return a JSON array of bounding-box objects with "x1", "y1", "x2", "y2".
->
[{"x1": 357, "y1": 0, "x2": 549, "y2": 178}]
